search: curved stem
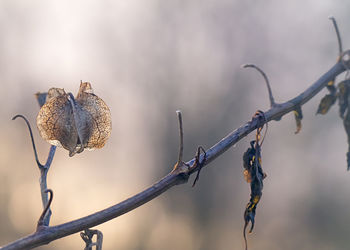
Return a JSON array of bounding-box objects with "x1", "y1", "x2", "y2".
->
[
  {"x1": 242, "y1": 64, "x2": 276, "y2": 107},
  {"x1": 329, "y1": 16, "x2": 343, "y2": 55},
  {"x1": 13, "y1": 99, "x2": 57, "y2": 228},
  {"x1": 12, "y1": 115, "x2": 44, "y2": 168}
]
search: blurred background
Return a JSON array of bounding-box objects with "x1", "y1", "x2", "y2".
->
[{"x1": 1, "y1": 0, "x2": 350, "y2": 249}]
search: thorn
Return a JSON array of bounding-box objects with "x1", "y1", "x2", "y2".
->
[
  {"x1": 12, "y1": 114, "x2": 44, "y2": 169},
  {"x1": 192, "y1": 146, "x2": 207, "y2": 187},
  {"x1": 329, "y1": 16, "x2": 343, "y2": 55},
  {"x1": 37, "y1": 189, "x2": 53, "y2": 230},
  {"x1": 242, "y1": 64, "x2": 276, "y2": 108}
]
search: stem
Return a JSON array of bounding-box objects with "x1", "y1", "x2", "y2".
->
[
  {"x1": 242, "y1": 64, "x2": 276, "y2": 107},
  {"x1": 329, "y1": 16, "x2": 343, "y2": 54},
  {"x1": 176, "y1": 110, "x2": 184, "y2": 164}
]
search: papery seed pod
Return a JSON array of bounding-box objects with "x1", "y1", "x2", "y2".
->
[{"x1": 37, "y1": 82, "x2": 112, "y2": 157}]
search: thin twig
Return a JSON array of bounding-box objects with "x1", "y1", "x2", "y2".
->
[
  {"x1": 242, "y1": 64, "x2": 276, "y2": 107},
  {"x1": 329, "y1": 16, "x2": 343, "y2": 55},
  {"x1": 39, "y1": 145, "x2": 56, "y2": 226},
  {"x1": 13, "y1": 94, "x2": 57, "y2": 227},
  {"x1": 12, "y1": 115, "x2": 44, "y2": 168},
  {"x1": 2, "y1": 59, "x2": 347, "y2": 250},
  {"x1": 176, "y1": 110, "x2": 184, "y2": 164}
]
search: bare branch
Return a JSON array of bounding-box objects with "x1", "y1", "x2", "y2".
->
[{"x1": 2, "y1": 58, "x2": 349, "y2": 250}]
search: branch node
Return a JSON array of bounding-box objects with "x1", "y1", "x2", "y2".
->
[
  {"x1": 37, "y1": 189, "x2": 53, "y2": 230},
  {"x1": 242, "y1": 64, "x2": 276, "y2": 107}
]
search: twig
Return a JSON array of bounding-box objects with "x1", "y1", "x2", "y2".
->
[
  {"x1": 242, "y1": 64, "x2": 276, "y2": 107},
  {"x1": 329, "y1": 16, "x2": 343, "y2": 55},
  {"x1": 171, "y1": 110, "x2": 190, "y2": 183},
  {"x1": 176, "y1": 110, "x2": 184, "y2": 165},
  {"x1": 2, "y1": 58, "x2": 348, "y2": 250},
  {"x1": 12, "y1": 115, "x2": 44, "y2": 168},
  {"x1": 39, "y1": 146, "x2": 56, "y2": 226},
  {"x1": 12, "y1": 93, "x2": 57, "y2": 227}
]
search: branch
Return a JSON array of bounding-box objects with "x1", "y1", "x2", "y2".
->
[{"x1": 2, "y1": 60, "x2": 348, "y2": 250}]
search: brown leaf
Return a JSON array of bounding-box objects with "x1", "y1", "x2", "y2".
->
[
  {"x1": 36, "y1": 82, "x2": 112, "y2": 157},
  {"x1": 293, "y1": 106, "x2": 303, "y2": 134},
  {"x1": 316, "y1": 94, "x2": 337, "y2": 115}
]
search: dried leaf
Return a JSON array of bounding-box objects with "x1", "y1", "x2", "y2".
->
[
  {"x1": 293, "y1": 106, "x2": 303, "y2": 134},
  {"x1": 316, "y1": 94, "x2": 337, "y2": 115},
  {"x1": 343, "y1": 96, "x2": 350, "y2": 170},
  {"x1": 37, "y1": 82, "x2": 112, "y2": 157},
  {"x1": 338, "y1": 80, "x2": 350, "y2": 118},
  {"x1": 344, "y1": 117, "x2": 350, "y2": 171},
  {"x1": 242, "y1": 140, "x2": 266, "y2": 249}
]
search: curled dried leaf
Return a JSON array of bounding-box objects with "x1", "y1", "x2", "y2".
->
[
  {"x1": 293, "y1": 106, "x2": 303, "y2": 134},
  {"x1": 316, "y1": 77, "x2": 338, "y2": 115},
  {"x1": 37, "y1": 82, "x2": 112, "y2": 157},
  {"x1": 316, "y1": 94, "x2": 337, "y2": 115},
  {"x1": 338, "y1": 80, "x2": 350, "y2": 118},
  {"x1": 344, "y1": 105, "x2": 350, "y2": 170},
  {"x1": 242, "y1": 141, "x2": 266, "y2": 250}
]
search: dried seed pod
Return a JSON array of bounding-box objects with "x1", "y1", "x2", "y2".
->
[{"x1": 37, "y1": 82, "x2": 112, "y2": 157}]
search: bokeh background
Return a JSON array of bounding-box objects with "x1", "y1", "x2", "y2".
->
[{"x1": 1, "y1": 1, "x2": 350, "y2": 249}]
